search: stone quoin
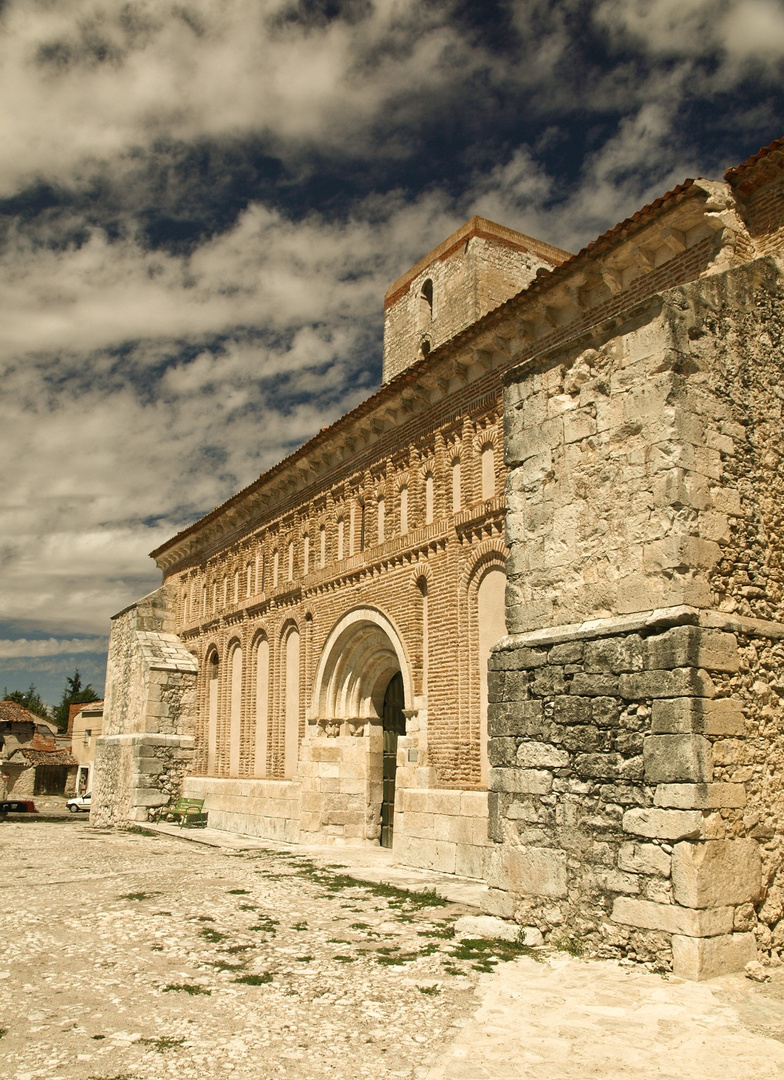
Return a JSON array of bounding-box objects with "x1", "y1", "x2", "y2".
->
[{"x1": 93, "y1": 137, "x2": 784, "y2": 980}]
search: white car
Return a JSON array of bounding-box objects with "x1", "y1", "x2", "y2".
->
[{"x1": 66, "y1": 792, "x2": 91, "y2": 813}]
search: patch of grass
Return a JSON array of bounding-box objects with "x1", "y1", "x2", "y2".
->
[
  {"x1": 292, "y1": 921, "x2": 308, "y2": 930},
  {"x1": 123, "y1": 824, "x2": 158, "y2": 836},
  {"x1": 419, "y1": 926, "x2": 455, "y2": 939},
  {"x1": 296, "y1": 955, "x2": 315, "y2": 963},
  {"x1": 227, "y1": 888, "x2": 249, "y2": 895},
  {"x1": 195, "y1": 915, "x2": 215, "y2": 922},
  {"x1": 162, "y1": 983, "x2": 211, "y2": 996},
  {"x1": 0, "y1": 1028, "x2": 7, "y2": 1038},
  {"x1": 199, "y1": 927, "x2": 227, "y2": 944},
  {"x1": 207, "y1": 957, "x2": 247, "y2": 972},
  {"x1": 417, "y1": 984, "x2": 440, "y2": 995},
  {"x1": 443, "y1": 965, "x2": 464, "y2": 975},
  {"x1": 234, "y1": 972, "x2": 273, "y2": 985},
  {"x1": 249, "y1": 915, "x2": 279, "y2": 933},
  {"x1": 552, "y1": 933, "x2": 584, "y2": 957},
  {"x1": 119, "y1": 891, "x2": 159, "y2": 901},
  {"x1": 239, "y1": 903, "x2": 256, "y2": 912},
  {"x1": 333, "y1": 955, "x2": 356, "y2": 963},
  {"x1": 87, "y1": 1074, "x2": 140, "y2": 1080},
  {"x1": 141, "y1": 1036, "x2": 185, "y2": 1052},
  {"x1": 222, "y1": 943, "x2": 254, "y2": 954},
  {"x1": 328, "y1": 937, "x2": 351, "y2": 944},
  {"x1": 150, "y1": 945, "x2": 164, "y2": 952},
  {"x1": 449, "y1": 937, "x2": 539, "y2": 971},
  {"x1": 91, "y1": 1035, "x2": 105, "y2": 1040},
  {"x1": 350, "y1": 921, "x2": 370, "y2": 930},
  {"x1": 152, "y1": 911, "x2": 172, "y2": 917}
]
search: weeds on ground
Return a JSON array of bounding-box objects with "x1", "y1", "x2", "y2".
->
[
  {"x1": 123, "y1": 825, "x2": 158, "y2": 837},
  {"x1": 141, "y1": 1036, "x2": 185, "y2": 1052},
  {"x1": 448, "y1": 937, "x2": 542, "y2": 972},
  {"x1": 0, "y1": 1028, "x2": 6, "y2": 1038},
  {"x1": 248, "y1": 915, "x2": 279, "y2": 933},
  {"x1": 119, "y1": 891, "x2": 159, "y2": 901},
  {"x1": 234, "y1": 972, "x2": 273, "y2": 985},
  {"x1": 87, "y1": 1073, "x2": 139, "y2": 1080},
  {"x1": 419, "y1": 926, "x2": 455, "y2": 939},
  {"x1": 162, "y1": 983, "x2": 211, "y2": 995},
  {"x1": 296, "y1": 955, "x2": 315, "y2": 962},
  {"x1": 333, "y1": 955, "x2": 356, "y2": 963},
  {"x1": 91, "y1": 1035, "x2": 105, "y2": 1040},
  {"x1": 292, "y1": 921, "x2": 308, "y2": 930},
  {"x1": 417, "y1": 985, "x2": 440, "y2": 995},
  {"x1": 227, "y1": 888, "x2": 249, "y2": 895},
  {"x1": 551, "y1": 933, "x2": 584, "y2": 957},
  {"x1": 200, "y1": 927, "x2": 227, "y2": 943},
  {"x1": 222, "y1": 944, "x2": 254, "y2": 954}
]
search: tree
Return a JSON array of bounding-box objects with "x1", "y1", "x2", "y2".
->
[
  {"x1": 2, "y1": 682, "x2": 51, "y2": 720},
  {"x1": 53, "y1": 669, "x2": 99, "y2": 730}
]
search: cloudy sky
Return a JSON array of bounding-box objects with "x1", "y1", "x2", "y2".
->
[{"x1": 1, "y1": 0, "x2": 783, "y2": 707}]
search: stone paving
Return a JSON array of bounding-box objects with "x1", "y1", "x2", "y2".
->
[{"x1": 2, "y1": 819, "x2": 784, "y2": 1080}]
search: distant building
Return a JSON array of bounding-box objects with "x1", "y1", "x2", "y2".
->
[
  {"x1": 0, "y1": 701, "x2": 77, "y2": 797},
  {"x1": 68, "y1": 701, "x2": 104, "y2": 794},
  {"x1": 95, "y1": 137, "x2": 784, "y2": 980}
]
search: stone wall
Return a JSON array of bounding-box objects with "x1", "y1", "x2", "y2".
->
[
  {"x1": 182, "y1": 776, "x2": 301, "y2": 843},
  {"x1": 495, "y1": 254, "x2": 784, "y2": 978},
  {"x1": 92, "y1": 588, "x2": 198, "y2": 825}
]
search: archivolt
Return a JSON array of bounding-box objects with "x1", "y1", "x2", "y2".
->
[{"x1": 311, "y1": 606, "x2": 413, "y2": 721}]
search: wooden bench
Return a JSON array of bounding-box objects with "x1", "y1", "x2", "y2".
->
[{"x1": 169, "y1": 797, "x2": 207, "y2": 828}]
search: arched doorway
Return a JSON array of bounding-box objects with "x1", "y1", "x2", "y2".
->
[
  {"x1": 380, "y1": 672, "x2": 405, "y2": 848},
  {"x1": 310, "y1": 607, "x2": 414, "y2": 843}
]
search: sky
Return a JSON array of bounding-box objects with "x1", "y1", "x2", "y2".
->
[{"x1": 1, "y1": 0, "x2": 784, "y2": 709}]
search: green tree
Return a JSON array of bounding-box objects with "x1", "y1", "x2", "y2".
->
[
  {"x1": 53, "y1": 669, "x2": 99, "y2": 730},
  {"x1": 2, "y1": 682, "x2": 51, "y2": 720}
]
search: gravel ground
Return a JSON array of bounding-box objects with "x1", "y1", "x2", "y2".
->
[
  {"x1": 4, "y1": 819, "x2": 784, "y2": 1080},
  {"x1": 0, "y1": 821, "x2": 487, "y2": 1080}
]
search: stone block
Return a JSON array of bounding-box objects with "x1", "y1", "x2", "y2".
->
[
  {"x1": 671, "y1": 933, "x2": 757, "y2": 981},
  {"x1": 619, "y1": 668, "x2": 716, "y2": 700},
  {"x1": 584, "y1": 635, "x2": 644, "y2": 674},
  {"x1": 617, "y1": 842, "x2": 671, "y2": 876},
  {"x1": 488, "y1": 845, "x2": 568, "y2": 898},
  {"x1": 611, "y1": 896, "x2": 734, "y2": 937},
  {"x1": 569, "y1": 673, "x2": 620, "y2": 696},
  {"x1": 575, "y1": 752, "x2": 623, "y2": 779},
  {"x1": 488, "y1": 737, "x2": 517, "y2": 766},
  {"x1": 711, "y1": 739, "x2": 752, "y2": 766},
  {"x1": 654, "y1": 783, "x2": 746, "y2": 809},
  {"x1": 460, "y1": 790, "x2": 489, "y2": 817},
  {"x1": 553, "y1": 696, "x2": 592, "y2": 724},
  {"x1": 643, "y1": 734, "x2": 713, "y2": 783},
  {"x1": 488, "y1": 767, "x2": 553, "y2": 795},
  {"x1": 548, "y1": 641, "x2": 584, "y2": 665},
  {"x1": 490, "y1": 646, "x2": 547, "y2": 671},
  {"x1": 644, "y1": 626, "x2": 739, "y2": 673},
  {"x1": 455, "y1": 843, "x2": 487, "y2": 880},
  {"x1": 516, "y1": 742, "x2": 569, "y2": 768},
  {"x1": 651, "y1": 696, "x2": 744, "y2": 735},
  {"x1": 671, "y1": 840, "x2": 762, "y2": 908},
  {"x1": 622, "y1": 807, "x2": 713, "y2": 840},
  {"x1": 454, "y1": 914, "x2": 518, "y2": 942},
  {"x1": 643, "y1": 535, "x2": 721, "y2": 574}
]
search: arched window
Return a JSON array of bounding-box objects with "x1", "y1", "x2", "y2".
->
[
  {"x1": 283, "y1": 627, "x2": 300, "y2": 779},
  {"x1": 337, "y1": 518, "x2": 345, "y2": 561},
  {"x1": 303, "y1": 532, "x2": 310, "y2": 576},
  {"x1": 207, "y1": 650, "x2": 219, "y2": 774},
  {"x1": 399, "y1": 485, "x2": 409, "y2": 534},
  {"x1": 481, "y1": 444, "x2": 495, "y2": 501},
  {"x1": 320, "y1": 525, "x2": 326, "y2": 568},
  {"x1": 229, "y1": 644, "x2": 242, "y2": 777},
  {"x1": 425, "y1": 472, "x2": 434, "y2": 525},
  {"x1": 419, "y1": 278, "x2": 433, "y2": 324},
  {"x1": 477, "y1": 567, "x2": 506, "y2": 786},
  {"x1": 451, "y1": 458, "x2": 462, "y2": 513},
  {"x1": 222, "y1": 576, "x2": 228, "y2": 608},
  {"x1": 377, "y1": 496, "x2": 385, "y2": 544},
  {"x1": 358, "y1": 502, "x2": 366, "y2": 551},
  {"x1": 254, "y1": 636, "x2": 269, "y2": 777},
  {"x1": 273, "y1": 548, "x2": 279, "y2": 588},
  {"x1": 287, "y1": 540, "x2": 294, "y2": 581},
  {"x1": 246, "y1": 562, "x2": 252, "y2": 597},
  {"x1": 233, "y1": 569, "x2": 239, "y2": 605}
]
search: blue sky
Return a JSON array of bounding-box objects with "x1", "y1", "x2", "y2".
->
[{"x1": 1, "y1": 0, "x2": 784, "y2": 708}]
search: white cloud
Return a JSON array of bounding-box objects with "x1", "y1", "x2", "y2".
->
[{"x1": 0, "y1": 637, "x2": 107, "y2": 659}]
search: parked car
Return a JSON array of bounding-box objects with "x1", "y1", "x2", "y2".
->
[{"x1": 66, "y1": 792, "x2": 91, "y2": 813}]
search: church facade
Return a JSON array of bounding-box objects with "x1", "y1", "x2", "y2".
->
[{"x1": 94, "y1": 137, "x2": 784, "y2": 979}]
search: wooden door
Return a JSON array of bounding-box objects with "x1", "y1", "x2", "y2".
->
[{"x1": 380, "y1": 672, "x2": 405, "y2": 848}]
